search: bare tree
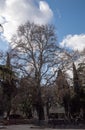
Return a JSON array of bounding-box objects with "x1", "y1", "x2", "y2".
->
[{"x1": 10, "y1": 21, "x2": 68, "y2": 120}]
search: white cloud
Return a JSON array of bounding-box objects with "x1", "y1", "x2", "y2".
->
[
  {"x1": 0, "y1": 0, "x2": 53, "y2": 41},
  {"x1": 60, "y1": 34, "x2": 85, "y2": 52}
]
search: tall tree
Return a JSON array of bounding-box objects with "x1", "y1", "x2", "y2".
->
[
  {"x1": 0, "y1": 52, "x2": 17, "y2": 118},
  {"x1": 73, "y1": 63, "x2": 80, "y2": 93},
  {"x1": 56, "y1": 69, "x2": 70, "y2": 118},
  {"x1": 69, "y1": 63, "x2": 81, "y2": 119},
  {"x1": 11, "y1": 21, "x2": 63, "y2": 120}
]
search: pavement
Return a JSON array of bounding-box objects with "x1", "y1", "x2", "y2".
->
[{"x1": 0, "y1": 125, "x2": 85, "y2": 130}]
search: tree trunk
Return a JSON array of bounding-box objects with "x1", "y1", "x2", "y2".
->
[
  {"x1": 36, "y1": 103, "x2": 44, "y2": 120},
  {"x1": 46, "y1": 102, "x2": 50, "y2": 118},
  {"x1": 35, "y1": 87, "x2": 45, "y2": 121}
]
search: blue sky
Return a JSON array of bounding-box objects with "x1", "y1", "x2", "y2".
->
[
  {"x1": 47, "y1": 0, "x2": 85, "y2": 41},
  {"x1": 0, "y1": 39, "x2": 8, "y2": 51},
  {"x1": 0, "y1": 0, "x2": 85, "y2": 51}
]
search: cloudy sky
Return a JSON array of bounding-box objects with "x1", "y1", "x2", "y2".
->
[{"x1": 0, "y1": 0, "x2": 85, "y2": 52}]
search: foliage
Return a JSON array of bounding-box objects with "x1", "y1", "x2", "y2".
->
[{"x1": 0, "y1": 52, "x2": 17, "y2": 118}]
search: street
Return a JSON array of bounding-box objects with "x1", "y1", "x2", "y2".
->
[{"x1": 0, "y1": 125, "x2": 85, "y2": 130}]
